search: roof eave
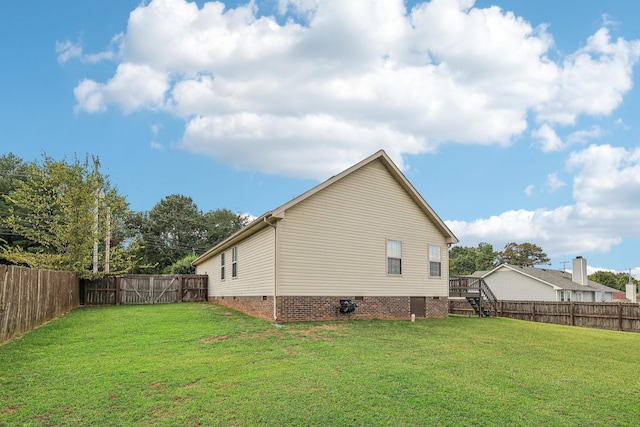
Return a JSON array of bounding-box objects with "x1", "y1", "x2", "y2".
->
[
  {"x1": 192, "y1": 211, "x2": 273, "y2": 266},
  {"x1": 193, "y1": 149, "x2": 459, "y2": 264}
]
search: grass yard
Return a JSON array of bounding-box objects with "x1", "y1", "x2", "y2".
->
[{"x1": 1, "y1": 304, "x2": 639, "y2": 426}]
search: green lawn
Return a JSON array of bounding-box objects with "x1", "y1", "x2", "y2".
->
[{"x1": 1, "y1": 304, "x2": 639, "y2": 426}]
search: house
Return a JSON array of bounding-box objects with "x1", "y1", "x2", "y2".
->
[
  {"x1": 192, "y1": 150, "x2": 458, "y2": 321},
  {"x1": 612, "y1": 291, "x2": 630, "y2": 302},
  {"x1": 475, "y1": 257, "x2": 617, "y2": 302}
]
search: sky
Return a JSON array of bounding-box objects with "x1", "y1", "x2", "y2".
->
[{"x1": 1, "y1": 0, "x2": 640, "y2": 278}]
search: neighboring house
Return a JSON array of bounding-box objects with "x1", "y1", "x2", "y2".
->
[
  {"x1": 476, "y1": 257, "x2": 617, "y2": 302},
  {"x1": 612, "y1": 291, "x2": 630, "y2": 302},
  {"x1": 192, "y1": 150, "x2": 458, "y2": 322}
]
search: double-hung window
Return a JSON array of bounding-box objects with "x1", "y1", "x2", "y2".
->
[
  {"x1": 220, "y1": 253, "x2": 225, "y2": 280},
  {"x1": 559, "y1": 290, "x2": 571, "y2": 302},
  {"x1": 387, "y1": 240, "x2": 402, "y2": 275},
  {"x1": 429, "y1": 245, "x2": 441, "y2": 277},
  {"x1": 232, "y1": 246, "x2": 238, "y2": 278}
]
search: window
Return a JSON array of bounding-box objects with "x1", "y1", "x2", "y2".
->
[
  {"x1": 429, "y1": 245, "x2": 441, "y2": 277},
  {"x1": 232, "y1": 246, "x2": 238, "y2": 278},
  {"x1": 220, "y1": 253, "x2": 225, "y2": 280},
  {"x1": 387, "y1": 240, "x2": 402, "y2": 275}
]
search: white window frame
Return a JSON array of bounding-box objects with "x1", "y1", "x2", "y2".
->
[
  {"x1": 220, "y1": 252, "x2": 225, "y2": 281},
  {"x1": 387, "y1": 240, "x2": 402, "y2": 275},
  {"x1": 559, "y1": 290, "x2": 571, "y2": 301},
  {"x1": 429, "y1": 245, "x2": 442, "y2": 277},
  {"x1": 232, "y1": 246, "x2": 238, "y2": 278}
]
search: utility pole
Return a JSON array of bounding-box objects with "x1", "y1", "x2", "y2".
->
[
  {"x1": 105, "y1": 206, "x2": 111, "y2": 274},
  {"x1": 92, "y1": 156, "x2": 101, "y2": 275}
]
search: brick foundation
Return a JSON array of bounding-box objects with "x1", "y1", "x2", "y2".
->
[
  {"x1": 209, "y1": 296, "x2": 275, "y2": 321},
  {"x1": 210, "y1": 295, "x2": 449, "y2": 322},
  {"x1": 426, "y1": 297, "x2": 449, "y2": 318}
]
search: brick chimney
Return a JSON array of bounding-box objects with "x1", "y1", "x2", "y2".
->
[{"x1": 572, "y1": 256, "x2": 588, "y2": 286}]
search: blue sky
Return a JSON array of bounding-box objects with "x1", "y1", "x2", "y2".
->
[{"x1": 2, "y1": 0, "x2": 640, "y2": 277}]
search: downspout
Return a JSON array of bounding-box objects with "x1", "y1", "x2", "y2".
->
[{"x1": 264, "y1": 216, "x2": 278, "y2": 320}]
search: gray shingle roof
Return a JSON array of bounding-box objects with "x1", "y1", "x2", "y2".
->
[{"x1": 482, "y1": 264, "x2": 618, "y2": 293}]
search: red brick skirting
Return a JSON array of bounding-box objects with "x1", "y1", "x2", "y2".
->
[
  {"x1": 209, "y1": 296, "x2": 274, "y2": 320},
  {"x1": 209, "y1": 295, "x2": 448, "y2": 322}
]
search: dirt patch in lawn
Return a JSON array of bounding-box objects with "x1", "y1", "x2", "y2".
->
[
  {"x1": 199, "y1": 336, "x2": 228, "y2": 343},
  {"x1": 288, "y1": 324, "x2": 346, "y2": 339}
]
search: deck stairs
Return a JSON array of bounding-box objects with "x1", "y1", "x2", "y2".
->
[{"x1": 449, "y1": 276, "x2": 498, "y2": 317}]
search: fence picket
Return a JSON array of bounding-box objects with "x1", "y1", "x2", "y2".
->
[
  {"x1": 449, "y1": 299, "x2": 640, "y2": 333},
  {"x1": 0, "y1": 265, "x2": 79, "y2": 344},
  {"x1": 83, "y1": 274, "x2": 207, "y2": 305}
]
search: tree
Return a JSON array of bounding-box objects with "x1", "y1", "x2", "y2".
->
[
  {"x1": 0, "y1": 154, "x2": 128, "y2": 276},
  {"x1": 589, "y1": 271, "x2": 638, "y2": 291},
  {"x1": 475, "y1": 242, "x2": 495, "y2": 270},
  {"x1": 0, "y1": 154, "x2": 33, "y2": 253},
  {"x1": 163, "y1": 254, "x2": 197, "y2": 274},
  {"x1": 130, "y1": 195, "x2": 248, "y2": 273},
  {"x1": 134, "y1": 195, "x2": 204, "y2": 271},
  {"x1": 449, "y1": 242, "x2": 496, "y2": 275},
  {"x1": 204, "y1": 208, "x2": 248, "y2": 246},
  {"x1": 496, "y1": 242, "x2": 550, "y2": 267}
]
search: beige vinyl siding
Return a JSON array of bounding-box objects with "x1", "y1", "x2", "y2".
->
[
  {"x1": 276, "y1": 159, "x2": 449, "y2": 297},
  {"x1": 484, "y1": 269, "x2": 556, "y2": 301},
  {"x1": 196, "y1": 227, "x2": 275, "y2": 297},
  {"x1": 194, "y1": 255, "x2": 219, "y2": 296}
]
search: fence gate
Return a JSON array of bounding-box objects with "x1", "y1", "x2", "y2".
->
[
  {"x1": 120, "y1": 275, "x2": 179, "y2": 304},
  {"x1": 82, "y1": 275, "x2": 208, "y2": 305}
]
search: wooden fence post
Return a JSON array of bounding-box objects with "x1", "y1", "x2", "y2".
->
[
  {"x1": 619, "y1": 303, "x2": 623, "y2": 332},
  {"x1": 115, "y1": 276, "x2": 121, "y2": 305},
  {"x1": 178, "y1": 276, "x2": 183, "y2": 303},
  {"x1": 570, "y1": 302, "x2": 574, "y2": 326},
  {"x1": 531, "y1": 301, "x2": 535, "y2": 322}
]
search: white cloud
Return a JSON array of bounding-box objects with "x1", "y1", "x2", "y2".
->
[
  {"x1": 75, "y1": 63, "x2": 169, "y2": 113},
  {"x1": 180, "y1": 112, "x2": 425, "y2": 178},
  {"x1": 532, "y1": 124, "x2": 563, "y2": 152},
  {"x1": 546, "y1": 173, "x2": 565, "y2": 192},
  {"x1": 567, "y1": 144, "x2": 640, "y2": 210},
  {"x1": 56, "y1": 34, "x2": 122, "y2": 64},
  {"x1": 73, "y1": 79, "x2": 106, "y2": 113},
  {"x1": 447, "y1": 205, "x2": 624, "y2": 259},
  {"x1": 523, "y1": 185, "x2": 534, "y2": 196},
  {"x1": 601, "y1": 13, "x2": 620, "y2": 29},
  {"x1": 535, "y1": 28, "x2": 640, "y2": 125},
  {"x1": 73, "y1": 0, "x2": 640, "y2": 179},
  {"x1": 566, "y1": 126, "x2": 603, "y2": 145},
  {"x1": 448, "y1": 144, "x2": 640, "y2": 258},
  {"x1": 55, "y1": 40, "x2": 82, "y2": 64},
  {"x1": 533, "y1": 124, "x2": 603, "y2": 152},
  {"x1": 150, "y1": 141, "x2": 164, "y2": 151}
]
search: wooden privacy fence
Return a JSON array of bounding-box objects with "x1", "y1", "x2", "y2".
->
[
  {"x1": 449, "y1": 299, "x2": 640, "y2": 333},
  {"x1": 82, "y1": 274, "x2": 208, "y2": 305},
  {"x1": 0, "y1": 265, "x2": 79, "y2": 344}
]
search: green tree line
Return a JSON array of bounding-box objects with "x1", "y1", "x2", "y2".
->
[
  {"x1": 0, "y1": 153, "x2": 247, "y2": 277},
  {"x1": 449, "y1": 241, "x2": 550, "y2": 275}
]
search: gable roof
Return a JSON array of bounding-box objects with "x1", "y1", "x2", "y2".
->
[
  {"x1": 480, "y1": 264, "x2": 617, "y2": 293},
  {"x1": 193, "y1": 150, "x2": 458, "y2": 266}
]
